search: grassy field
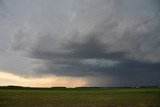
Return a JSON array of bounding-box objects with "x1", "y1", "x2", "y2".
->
[{"x1": 0, "y1": 88, "x2": 159, "y2": 107}]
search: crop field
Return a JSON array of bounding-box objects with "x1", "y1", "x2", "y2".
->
[{"x1": 0, "y1": 88, "x2": 159, "y2": 107}]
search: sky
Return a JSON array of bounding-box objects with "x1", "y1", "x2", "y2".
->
[{"x1": 0, "y1": 0, "x2": 160, "y2": 87}]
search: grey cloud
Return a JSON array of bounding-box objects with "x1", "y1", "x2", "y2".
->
[{"x1": 1, "y1": 0, "x2": 159, "y2": 86}]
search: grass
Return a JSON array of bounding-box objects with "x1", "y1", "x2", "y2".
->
[{"x1": 0, "y1": 88, "x2": 159, "y2": 107}]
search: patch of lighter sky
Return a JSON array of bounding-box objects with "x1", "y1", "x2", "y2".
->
[{"x1": 0, "y1": 71, "x2": 87, "y2": 88}]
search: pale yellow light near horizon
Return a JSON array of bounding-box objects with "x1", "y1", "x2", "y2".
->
[{"x1": 0, "y1": 71, "x2": 87, "y2": 88}]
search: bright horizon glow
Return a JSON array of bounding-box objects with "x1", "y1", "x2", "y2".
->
[{"x1": 0, "y1": 71, "x2": 87, "y2": 88}]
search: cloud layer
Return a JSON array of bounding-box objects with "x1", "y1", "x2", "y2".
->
[{"x1": 0, "y1": 0, "x2": 160, "y2": 86}]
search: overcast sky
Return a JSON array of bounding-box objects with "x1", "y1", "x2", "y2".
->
[{"x1": 0, "y1": 0, "x2": 160, "y2": 87}]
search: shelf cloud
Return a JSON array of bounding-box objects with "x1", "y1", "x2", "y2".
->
[{"x1": 0, "y1": 0, "x2": 160, "y2": 87}]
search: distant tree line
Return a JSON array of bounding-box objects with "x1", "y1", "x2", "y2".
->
[{"x1": 0, "y1": 85, "x2": 159, "y2": 89}]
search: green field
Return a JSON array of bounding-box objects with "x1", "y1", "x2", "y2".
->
[{"x1": 0, "y1": 88, "x2": 159, "y2": 107}]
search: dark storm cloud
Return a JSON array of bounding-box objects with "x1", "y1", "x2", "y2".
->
[
  {"x1": 1, "y1": 0, "x2": 159, "y2": 86},
  {"x1": 30, "y1": 35, "x2": 126, "y2": 76},
  {"x1": 30, "y1": 35, "x2": 126, "y2": 60},
  {"x1": 29, "y1": 31, "x2": 160, "y2": 86}
]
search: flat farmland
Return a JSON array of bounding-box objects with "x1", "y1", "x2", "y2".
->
[{"x1": 0, "y1": 88, "x2": 159, "y2": 107}]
